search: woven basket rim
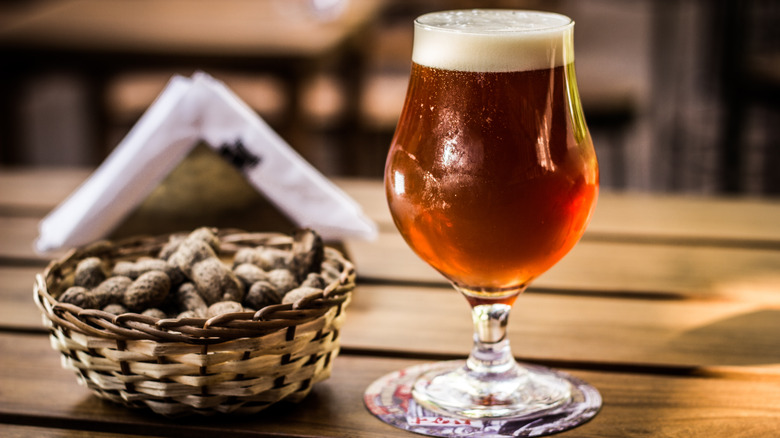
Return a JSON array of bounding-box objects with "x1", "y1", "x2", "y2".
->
[{"x1": 35, "y1": 229, "x2": 356, "y2": 345}]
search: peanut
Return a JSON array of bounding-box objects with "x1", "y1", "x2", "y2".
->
[
  {"x1": 290, "y1": 228, "x2": 324, "y2": 282},
  {"x1": 206, "y1": 300, "x2": 244, "y2": 318},
  {"x1": 60, "y1": 286, "x2": 100, "y2": 309},
  {"x1": 301, "y1": 272, "x2": 326, "y2": 289},
  {"x1": 177, "y1": 309, "x2": 204, "y2": 319},
  {"x1": 113, "y1": 257, "x2": 184, "y2": 285},
  {"x1": 158, "y1": 235, "x2": 185, "y2": 259},
  {"x1": 233, "y1": 263, "x2": 268, "y2": 288},
  {"x1": 320, "y1": 261, "x2": 342, "y2": 283},
  {"x1": 282, "y1": 287, "x2": 322, "y2": 305},
  {"x1": 111, "y1": 261, "x2": 137, "y2": 278},
  {"x1": 173, "y1": 282, "x2": 208, "y2": 316},
  {"x1": 141, "y1": 308, "x2": 167, "y2": 319},
  {"x1": 234, "y1": 247, "x2": 290, "y2": 270},
  {"x1": 93, "y1": 276, "x2": 133, "y2": 307},
  {"x1": 244, "y1": 281, "x2": 281, "y2": 309},
  {"x1": 102, "y1": 303, "x2": 128, "y2": 315},
  {"x1": 190, "y1": 257, "x2": 243, "y2": 305},
  {"x1": 232, "y1": 248, "x2": 256, "y2": 266},
  {"x1": 166, "y1": 227, "x2": 221, "y2": 272},
  {"x1": 168, "y1": 239, "x2": 217, "y2": 273},
  {"x1": 266, "y1": 269, "x2": 298, "y2": 295},
  {"x1": 187, "y1": 227, "x2": 221, "y2": 251},
  {"x1": 74, "y1": 257, "x2": 107, "y2": 289},
  {"x1": 123, "y1": 271, "x2": 171, "y2": 312}
]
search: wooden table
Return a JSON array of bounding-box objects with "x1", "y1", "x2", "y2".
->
[{"x1": 2, "y1": 167, "x2": 780, "y2": 437}]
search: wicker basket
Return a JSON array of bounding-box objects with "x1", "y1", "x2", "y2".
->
[{"x1": 34, "y1": 230, "x2": 355, "y2": 416}]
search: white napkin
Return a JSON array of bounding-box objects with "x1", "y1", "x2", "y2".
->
[{"x1": 35, "y1": 72, "x2": 377, "y2": 253}]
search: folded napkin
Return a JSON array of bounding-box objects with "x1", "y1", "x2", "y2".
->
[{"x1": 35, "y1": 72, "x2": 377, "y2": 253}]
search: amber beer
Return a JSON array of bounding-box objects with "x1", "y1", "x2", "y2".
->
[{"x1": 385, "y1": 10, "x2": 599, "y2": 301}]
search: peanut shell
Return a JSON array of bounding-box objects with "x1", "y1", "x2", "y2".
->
[
  {"x1": 123, "y1": 271, "x2": 171, "y2": 312},
  {"x1": 234, "y1": 247, "x2": 290, "y2": 270},
  {"x1": 190, "y1": 257, "x2": 243, "y2": 305},
  {"x1": 206, "y1": 300, "x2": 244, "y2": 318},
  {"x1": 282, "y1": 287, "x2": 322, "y2": 305},
  {"x1": 290, "y1": 228, "x2": 324, "y2": 282},
  {"x1": 102, "y1": 303, "x2": 128, "y2": 315},
  {"x1": 173, "y1": 282, "x2": 208, "y2": 316},
  {"x1": 142, "y1": 308, "x2": 167, "y2": 319},
  {"x1": 74, "y1": 257, "x2": 107, "y2": 289},
  {"x1": 60, "y1": 286, "x2": 100, "y2": 309},
  {"x1": 244, "y1": 281, "x2": 281, "y2": 309},
  {"x1": 168, "y1": 239, "x2": 217, "y2": 274},
  {"x1": 94, "y1": 276, "x2": 133, "y2": 307},
  {"x1": 301, "y1": 272, "x2": 326, "y2": 289},
  {"x1": 233, "y1": 263, "x2": 268, "y2": 288},
  {"x1": 267, "y1": 269, "x2": 298, "y2": 295}
]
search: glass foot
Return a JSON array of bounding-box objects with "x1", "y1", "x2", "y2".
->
[
  {"x1": 413, "y1": 358, "x2": 574, "y2": 419},
  {"x1": 365, "y1": 360, "x2": 601, "y2": 437}
]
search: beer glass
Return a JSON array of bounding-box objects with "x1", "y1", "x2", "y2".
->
[{"x1": 368, "y1": 9, "x2": 601, "y2": 436}]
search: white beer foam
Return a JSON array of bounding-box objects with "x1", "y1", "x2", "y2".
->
[{"x1": 413, "y1": 10, "x2": 574, "y2": 72}]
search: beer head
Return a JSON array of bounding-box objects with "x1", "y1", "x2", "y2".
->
[{"x1": 413, "y1": 9, "x2": 574, "y2": 72}]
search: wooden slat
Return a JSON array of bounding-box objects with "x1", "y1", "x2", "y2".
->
[
  {"x1": 6, "y1": 215, "x2": 780, "y2": 301},
  {"x1": 335, "y1": 179, "x2": 780, "y2": 245},
  {"x1": 341, "y1": 284, "x2": 780, "y2": 371},
  {"x1": 0, "y1": 333, "x2": 404, "y2": 438},
  {"x1": 0, "y1": 424, "x2": 157, "y2": 438},
  {"x1": 2, "y1": 169, "x2": 780, "y2": 245},
  {"x1": 0, "y1": 168, "x2": 90, "y2": 215},
  {"x1": 6, "y1": 271, "x2": 780, "y2": 371},
  {"x1": 0, "y1": 267, "x2": 43, "y2": 331},
  {"x1": 0, "y1": 216, "x2": 58, "y2": 262},
  {"x1": 2, "y1": 333, "x2": 779, "y2": 438},
  {"x1": 580, "y1": 370, "x2": 780, "y2": 438},
  {"x1": 3, "y1": 168, "x2": 780, "y2": 437},
  {"x1": 588, "y1": 192, "x2": 780, "y2": 247},
  {"x1": 346, "y1": 231, "x2": 780, "y2": 301}
]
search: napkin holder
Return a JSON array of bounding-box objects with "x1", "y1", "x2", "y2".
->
[{"x1": 35, "y1": 72, "x2": 377, "y2": 254}]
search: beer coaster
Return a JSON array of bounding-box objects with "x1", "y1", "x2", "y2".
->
[{"x1": 364, "y1": 360, "x2": 601, "y2": 437}]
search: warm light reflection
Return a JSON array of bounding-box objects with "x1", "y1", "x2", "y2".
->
[
  {"x1": 533, "y1": 61, "x2": 557, "y2": 173},
  {"x1": 442, "y1": 138, "x2": 458, "y2": 167},
  {"x1": 535, "y1": 122, "x2": 555, "y2": 172},
  {"x1": 714, "y1": 276, "x2": 780, "y2": 306},
  {"x1": 393, "y1": 171, "x2": 405, "y2": 195}
]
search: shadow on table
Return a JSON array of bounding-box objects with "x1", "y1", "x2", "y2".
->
[{"x1": 669, "y1": 308, "x2": 780, "y2": 367}]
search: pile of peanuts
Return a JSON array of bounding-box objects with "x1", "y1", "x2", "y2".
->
[{"x1": 58, "y1": 228, "x2": 340, "y2": 319}]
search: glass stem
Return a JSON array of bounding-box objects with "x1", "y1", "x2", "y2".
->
[{"x1": 467, "y1": 303, "x2": 518, "y2": 376}]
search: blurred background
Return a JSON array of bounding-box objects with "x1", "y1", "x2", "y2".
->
[{"x1": 0, "y1": 0, "x2": 778, "y2": 194}]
